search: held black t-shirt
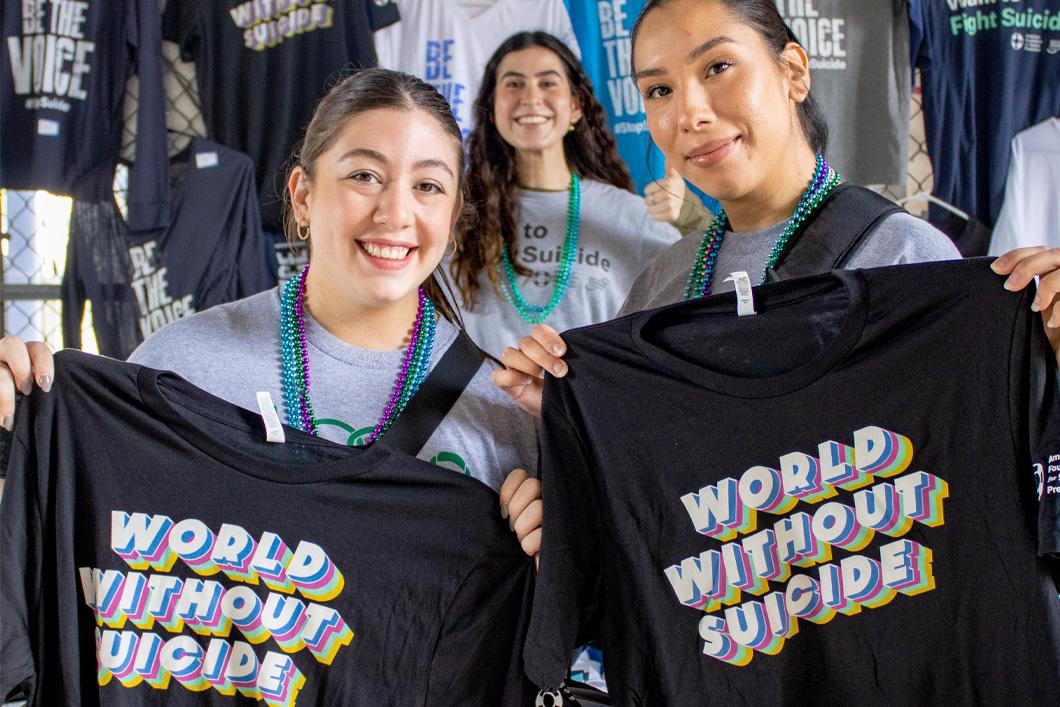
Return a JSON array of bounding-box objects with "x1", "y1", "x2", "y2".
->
[
  {"x1": 0, "y1": 351, "x2": 535, "y2": 705},
  {"x1": 162, "y1": 0, "x2": 400, "y2": 230},
  {"x1": 526, "y1": 258, "x2": 1060, "y2": 703}
]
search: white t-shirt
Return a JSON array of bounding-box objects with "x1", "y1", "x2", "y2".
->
[
  {"x1": 457, "y1": 179, "x2": 680, "y2": 357},
  {"x1": 375, "y1": 0, "x2": 580, "y2": 139},
  {"x1": 988, "y1": 117, "x2": 1060, "y2": 255}
]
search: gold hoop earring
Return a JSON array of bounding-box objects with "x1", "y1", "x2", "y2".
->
[
  {"x1": 297, "y1": 223, "x2": 310, "y2": 241},
  {"x1": 443, "y1": 238, "x2": 457, "y2": 258}
]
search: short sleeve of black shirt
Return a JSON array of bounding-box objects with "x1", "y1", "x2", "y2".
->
[
  {"x1": 1013, "y1": 284, "x2": 1060, "y2": 557},
  {"x1": 161, "y1": 0, "x2": 200, "y2": 59}
]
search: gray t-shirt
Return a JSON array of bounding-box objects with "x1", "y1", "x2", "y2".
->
[
  {"x1": 458, "y1": 179, "x2": 680, "y2": 357},
  {"x1": 620, "y1": 211, "x2": 960, "y2": 314},
  {"x1": 128, "y1": 289, "x2": 537, "y2": 492},
  {"x1": 778, "y1": 0, "x2": 911, "y2": 185}
]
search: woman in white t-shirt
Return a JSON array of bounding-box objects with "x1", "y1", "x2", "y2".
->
[{"x1": 451, "y1": 31, "x2": 708, "y2": 357}]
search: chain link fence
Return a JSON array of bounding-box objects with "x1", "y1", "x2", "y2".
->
[{"x1": 1, "y1": 11, "x2": 936, "y2": 345}]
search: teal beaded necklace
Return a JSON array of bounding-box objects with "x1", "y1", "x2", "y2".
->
[
  {"x1": 499, "y1": 172, "x2": 582, "y2": 324},
  {"x1": 279, "y1": 264, "x2": 436, "y2": 442},
  {"x1": 683, "y1": 154, "x2": 840, "y2": 300}
]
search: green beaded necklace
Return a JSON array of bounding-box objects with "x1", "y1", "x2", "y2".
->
[
  {"x1": 683, "y1": 154, "x2": 840, "y2": 300},
  {"x1": 499, "y1": 172, "x2": 582, "y2": 324}
]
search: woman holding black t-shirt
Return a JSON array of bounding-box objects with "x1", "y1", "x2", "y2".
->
[
  {"x1": 492, "y1": 0, "x2": 1060, "y2": 415},
  {"x1": 0, "y1": 70, "x2": 543, "y2": 557}
]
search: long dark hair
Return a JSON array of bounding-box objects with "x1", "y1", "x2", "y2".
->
[
  {"x1": 455, "y1": 31, "x2": 633, "y2": 311},
  {"x1": 283, "y1": 68, "x2": 472, "y2": 323},
  {"x1": 631, "y1": 0, "x2": 829, "y2": 155}
]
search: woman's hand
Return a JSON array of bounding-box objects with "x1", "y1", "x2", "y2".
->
[
  {"x1": 644, "y1": 160, "x2": 713, "y2": 235},
  {"x1": 0, "y1": 336, "x2": 53, "y2": 430},
  {"x1": 644, "y1": 164, "x2": 687, "y2": 225},
  {"x1": 499, "y1": 468, "x2": 542, "y2": 565},
  {"x1": 491, "y1": 324, "x2": 568, "y2": 418},
  {"x1": 993, "y1": 247, "x2": 1060, "y2": 360}
]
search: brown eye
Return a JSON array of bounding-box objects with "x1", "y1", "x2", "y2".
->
[
  {"x1": 707, "y1": 60, "x2": 734, "y2": 77},
  {"x1": 645, "y1": 85, "x2": 672, "y2": 100}
]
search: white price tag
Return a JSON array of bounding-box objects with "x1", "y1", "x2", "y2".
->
[
  {"x1": 37, "y1": 119, "x2": 60, "y2": 136},
  {"x1": 195, "y1": 151, "x2": 219, "y2": 169}
]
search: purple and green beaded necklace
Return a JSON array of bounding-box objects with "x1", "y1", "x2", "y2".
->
[
  {"x1": 683, "y1": 154, "x2": 840, "y2": 300},
  {"x1": 279, "y1": 264, "x2": 436, "y2": 442}
]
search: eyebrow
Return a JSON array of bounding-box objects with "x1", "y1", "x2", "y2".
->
[
  {"x1": 499, "y1": 68, "x2": 564, "y2": 81},
  {"x1": 632, "y1": 35, "x2": 735, "y2": 82},
  {"x1": 337, "y1": 147, "x2": 455, "y2": 178}
]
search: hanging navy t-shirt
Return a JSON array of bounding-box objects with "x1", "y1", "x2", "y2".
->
[
  {"x1": 0, "y1": 350, "x2": 536, "y2": 706},
  {"x1": 525, "y1": 258, "x2": 1060, "y2": 702},
  {"x1": 910, "y1": 0, "x2": 1060, "y2": 225},
  {"x1": 61, "y1": 138, "x2": 273, "y2": 360},
  {"x1": 0, "y1": 0, "x2": 168, "y2": 230},
  {"x1": 162, "y1": 0, "x2": 400, "y2": 231}
]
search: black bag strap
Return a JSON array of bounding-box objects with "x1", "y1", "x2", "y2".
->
[
  {"x1": 381, "y1": 329, "x2": 484, "y2": 456},
  {"x1": 769, "y1": 183, "x2": 904, "y2": 281}
]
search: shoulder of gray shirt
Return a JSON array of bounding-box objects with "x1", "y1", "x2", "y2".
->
[
  {"x1": 619, "y1": 210, "x2": 961, "y2": 316},
  {"x1": 578, "y1": 178, "x2": 681, "y2": 252}
]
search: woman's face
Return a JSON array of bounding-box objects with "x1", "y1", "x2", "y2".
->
[
  {"x1": 633, "y1": 0, "x2": 809, "y2": 201},
  {"x1": 492, "y1": 46, "x2": 583, "y2": 156},
  {"x1": 290, "y1": 107, "x2": 461, "y2": 310}
]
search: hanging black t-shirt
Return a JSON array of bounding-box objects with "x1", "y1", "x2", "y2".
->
[
  {"x1": 162, "y1": 0, "x2": 400, "y2": 230},
  {"x1": 525, "y1": 258, "x2": 1060, "y2": 703},
  {"x1": 910, "y1": 0, "x2": 1060, "y2": 225},
  {"x1": 0, "y1": 0, "x2": 168, "y2": 230},
  {"x1": 61, "y1": 138, "x2": 273, "y2": 360},
  {"x1": 0, "y1": 350, "x2": 536, "y2": 706}
]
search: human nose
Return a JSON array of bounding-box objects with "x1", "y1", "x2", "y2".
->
[
  {"x1": 520, "y1": 83, "x2": 543, "y2": 106},
  {"x1": 372, "y1": 183, "x2": 415, "y2": 230},
  {"x1": 677, "y1": 79, "x2": 716, "y2": 133}
]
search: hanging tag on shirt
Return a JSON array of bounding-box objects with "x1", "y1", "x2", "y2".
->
[
  {"x1": 37, "y1": 119, "x2": 60, "y2": 137},
  {"x1": 724, "y1": 271, "x2": 757, "y2": 316},
  {"x1": 195, "y1": 151, "x2": 219, "y2": 169},
  {"x1": 256, "y1": 391, "x2": 285, "y2": 443}
]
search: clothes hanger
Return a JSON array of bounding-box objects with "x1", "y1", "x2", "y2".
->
[{"x1": 895, "y1": 191, "x2": 969, "y2": 221}]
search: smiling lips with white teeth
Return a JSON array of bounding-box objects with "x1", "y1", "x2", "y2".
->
[
  {"x1": 516, "y1": 115, "x2": 550, "y2": 124},
  {"x1": 361, "y1": 242, "x2": 411, "y2": 260}
]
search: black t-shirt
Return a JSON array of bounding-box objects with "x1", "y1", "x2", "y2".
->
[
  {"x1": 0, "y1": 0, "x2": 169, "y2": 230},
  {"x1": 61, "y1": 138, "x2": 274, "y2": 360},
  {"x1": 1, "y1": 350, "x2": 535, "y2": 705},
  {"x1": 525, "y1": 258, "x2": 1060, "y2": 703},
  {"x1": 162, "y1": 0, "x2": 400, "y2": 230}
]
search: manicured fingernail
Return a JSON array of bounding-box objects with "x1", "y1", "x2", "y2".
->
[
  {"x1": 500, "y1": 504, "x2": 508, "y2": 520},
  {"x1": 38, "y1": 375, "x2": 51, "y2": 393},
  {"x1": 1031, "y1": 299, "x2": 1042, "y2": 312},
  {"x1": 990, "y1": 260, "x2": 1001, "y2": 273},
  {"x1": 1050, "y1": 314, "x2": 1060, "y2": 329},
  {"x1": 553, "y1": 362, "x2": 566, "y2": 376},
  {"x1": 552, "y1": 344, "x2": 563, "y2": 355},
  {"x1": 1003, "y1": 277, "x2": 1016, "y2": 291},
  {"x1": 2, "y1": 416, "x2": 13, "y2": 431},
  {"x1": 19, "y1": 379, "x2": 31, "y2": 396}
]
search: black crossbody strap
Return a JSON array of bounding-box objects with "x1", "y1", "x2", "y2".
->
[
  {"x1": 381, "y1": 329, "x2": 485, "y2": 456},
  {"x1": 770, "y1": 184, "x2": 904, "y2": 281}
]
